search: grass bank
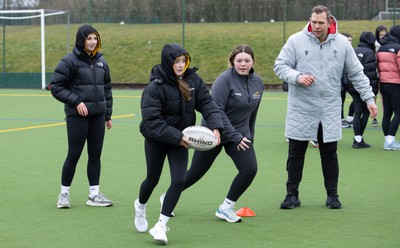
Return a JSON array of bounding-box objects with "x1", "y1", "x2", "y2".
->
[{"x1": 0, "y1": 20, "x2": 394, "y2": 84}]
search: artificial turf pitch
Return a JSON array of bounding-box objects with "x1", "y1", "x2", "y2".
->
[{"x1": 0, "y1": 89, "x2": 398, "y2": 248}]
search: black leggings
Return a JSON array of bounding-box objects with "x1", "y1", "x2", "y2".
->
[
  {"x1": 286, "y1": 123, "x2": 339, "y2": 196},
  {"x1": 139, "y1": 140, "x2": 188, "y2": 217},
  {"x1": 380, "y1": 83, "x2": 400, "y2": 136},
  {"x1": 61, "y1": 114, "x2": 105, "y2": 186},
  {"x1": 183, "y1": 142, "x2": 258, "y2": 202},
  {"x1": 341, "y1": 89, "x2": 354, "y2": 118},
  {"x1": 350, "y1": 92, "x2": 370, "y2": 136}
]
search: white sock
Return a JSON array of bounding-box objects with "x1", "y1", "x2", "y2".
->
[
  {"x1": 386, "y1": 135, "x2": 395, "y2": 144},
  {"x1": 221, "y1": 197, "x2": 235, "y2": 210},
  {"x1": 89, "y1": 185, "x2": 99, "y2": 197},
  {"x1": 354, "y1": 135, "x2": 362, "y2": 143},
  {"x1": 61, "y1": 185, "x2": 70, "y2": 195},
  {"x1": 137, "y1": 200, "x2": 146, "y2": 210},
  {"x1": 157, "y1": 214, "x2": 170, "y2": 227},
  {"x1": 347, "y1": 116, "x2": 354, "y2": 122}
]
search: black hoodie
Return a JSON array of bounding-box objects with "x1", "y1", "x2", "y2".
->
[
  {"x1": 50, "y1": 25, "x2": 112, "y2": 120},
  {"x1": 140, "y1": 44, "x2": 223, "y2": 146},
  {"x1": 348, "y1": 32, "x2": 378, "y2": 95}
]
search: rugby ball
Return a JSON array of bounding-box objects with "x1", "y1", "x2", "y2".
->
[{"x1": 182, "y1": 125, "x2": 218, "y2": 151}]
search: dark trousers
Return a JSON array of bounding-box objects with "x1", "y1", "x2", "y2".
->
[
  {"x1": 286, "y1": 123, "x2": 339, "y2": 197},
  {"x1": 183, "y1": 142, "x2": 258, "y2": 202},
  {"x1": 139, "y1": 140, "x2": 188, "y2": 217},
  {"x1": 61, "y1": 114, "x2": 105, "y2": 186}
]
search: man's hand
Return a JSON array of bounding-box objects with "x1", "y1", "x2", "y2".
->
[
  {"x1": 367, "y1": 102, "x2": 378, "y2": 119},
  {"x1": 297, "y1": 74, "x2": 316, "y2": 87}
]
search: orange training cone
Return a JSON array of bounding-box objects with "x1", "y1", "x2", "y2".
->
[{"x1": 236, "y1": 207, "x2": 256, "y2": 217}]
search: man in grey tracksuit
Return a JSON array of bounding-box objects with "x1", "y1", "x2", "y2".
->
[{"x1": 274, "y1": 5, "x2": 378, "y2": 209}]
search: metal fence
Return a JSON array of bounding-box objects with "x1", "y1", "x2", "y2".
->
[{"x1": 0, "y1": 0, "x2": 396, "y2": 25}]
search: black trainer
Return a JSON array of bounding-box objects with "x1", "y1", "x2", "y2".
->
[
  {"x1": 326, "y1": 195, "x2": 342, "y2": 209},
  {"x1": 280, "y1": 195, "x2": 301, "y2": 209},
  {"x1": 352, "y1": 139, "x2": 371, "y2": 149}
]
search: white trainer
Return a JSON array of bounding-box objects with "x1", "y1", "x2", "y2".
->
[
  {"x1": 57, "y1": 193, "x2": 70, "y2": 209},
  {"x1": 134, "y1": 199, "x2": 148, "y2": 232},
  {"x1": 86, "y1": 192, "x2": 113, "y2": 207},
  {"x1": 159, "y1": 193, "x2": 175, "y2": 217},
  {"x1": 149, "y1": 223, "x2": 169, "y2": 245},
  {"x1": 215, "y1": 205, "x2": 242, "y2": 223}
]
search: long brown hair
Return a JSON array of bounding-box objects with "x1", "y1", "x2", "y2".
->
[
  {"x1": 177, "y1": 78, "x2": 192, "y2": 101},
  {"x1": 176, "y1": 54, "x2": 192, "y2": 101}
]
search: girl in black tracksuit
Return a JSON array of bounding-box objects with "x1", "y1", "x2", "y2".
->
[
  {"x1": 347, "y1": 32, "x2": 378, "y2": 148},
  {"x1": 134, "y1": 44, "x2": 222, "y2": 244},
  {"x1": 182, "y1": 45, "x2": 264, "y2": 223},
  {"x1": 50, "y1": 25, "x2": 113, "y2": 208}
]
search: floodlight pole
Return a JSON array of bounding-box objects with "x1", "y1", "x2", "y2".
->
[
  {"x1": 41, "y1": 9, "x2": 45, "y2": 89},
  {"x1": 182, "y1": 0, "x2": 186, "y2": 48},
  {"x1": 283, "y1": 0, "x2": 287, "y2": 44},
  {"x1": 88, "y1": 0, "x2": 92, "y2": 25},
  {"x1": 2, "y1": 0, "x2": 6, "y2": 73},
  {"x1": 393, "y1": 0, "x2": 397, "y2": 26}
]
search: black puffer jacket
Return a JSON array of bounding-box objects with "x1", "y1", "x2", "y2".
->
[
  {"x1": 50, "y1": 25, "x2": 113, "y2": 120},
  {"x1": 348, "y1": 32, "x2": 379, "y2": 95},
  {"x1": 140, "y1": 44, "x2": 223, "y2": 146}
]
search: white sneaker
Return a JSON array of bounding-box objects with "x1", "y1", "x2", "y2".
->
[
  {"x1": 86, "y1": 192, "x2": 113, "y2": 207},
  {"x1": 149, "y1": 223, "x2": 169, "y2": 245},
  {"x1": 215, "y1": 205, "x2": 242, "y2": 223},
  {"x1": 134, "y1": 199, "x2": 148, "y2": 232},
  {"x1": 383, "y1": 140, "x2": 400, "y2": 150},
  {"x1": 57, "y1": 193, "x2": 70, "y2": 208},
  {"x1": 160, "y1": 193, "x2": 175, "y2": 217}
]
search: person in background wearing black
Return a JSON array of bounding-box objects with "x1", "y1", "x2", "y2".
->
[
  {"x1": 340, "y1": 32, "x2": 354, "y2": 129},
  {"x1": 372, "y1": 25, "x2": 389, "y2": 127},
  {"x1": 50, "y1": 25, "x2": 113, "y2": 208},
  {"x1": 348, "y1": 32, "x2": 379, "y2": 148},
  {"x1": 134, "y1": 44, "x2": 222, "y2": 244}
]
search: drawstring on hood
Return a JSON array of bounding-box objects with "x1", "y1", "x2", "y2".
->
[{"x1": 75, "y1": 25, "x2": 101, "y2": 57}]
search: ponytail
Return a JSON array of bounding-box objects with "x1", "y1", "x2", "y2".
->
[{"x1": 177, "y1": 78, "x2": 192, "y2": 101}]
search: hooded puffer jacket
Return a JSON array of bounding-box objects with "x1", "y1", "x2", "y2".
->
[
  {"x1": 347, "y1": 32, "x2": 379, "y2": 95},
  {"x1": 50, "y1": 25, "x2": 113, "y2": 120},
  {"x1": 377, "y1": 25, "x2": 400, "y2": 86},
  {"x1": 274, "y1": 16, "x2": 375, "y2": 142},
  {"x1": 140, "y1": 44, "x2": 223, "y2": 146}
]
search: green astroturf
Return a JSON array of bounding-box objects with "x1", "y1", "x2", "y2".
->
[{"x1": 0, "y1": 89, "x2": 399, "y2": 248}]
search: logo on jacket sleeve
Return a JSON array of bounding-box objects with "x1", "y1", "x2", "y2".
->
[
  {"x1": 97, "y1": 62, "x2": 104, "y2": 67},
  {"x1": 252, "y1": 91, "x2": 261, "y2": 100}
]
